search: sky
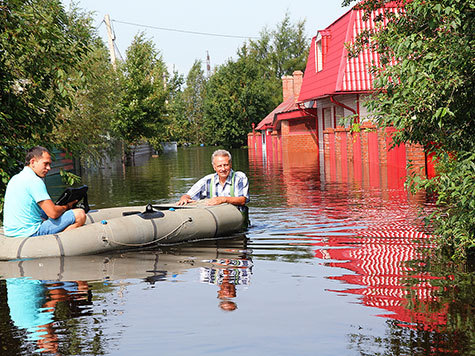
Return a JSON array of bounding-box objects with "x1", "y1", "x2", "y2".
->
[{"x1": 61, "y1": 0, "x2": 352, "y2": 75}]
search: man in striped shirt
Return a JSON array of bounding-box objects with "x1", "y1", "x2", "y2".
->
[{"x1": 177, "y1": 149, "x2": 249, "y2": 207}]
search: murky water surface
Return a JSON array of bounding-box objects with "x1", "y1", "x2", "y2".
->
[{"x1": 0, "y1": 147, "x2": 472, "y2": 355}]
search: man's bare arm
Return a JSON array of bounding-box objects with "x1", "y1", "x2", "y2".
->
[
  {"x1": 38, "y1": 199, "x2": 77, "y2": 219},
  {"x1": 206, "y1": 196, "x2": 246, "y2": 206}
]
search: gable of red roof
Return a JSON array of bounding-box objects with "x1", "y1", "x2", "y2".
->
[
  {"x1": 298, "y1": 4, "x2": 398, "y2": 102},
  {"x1": 298, "y1": 10, "x2": 352, "y2": 102}
]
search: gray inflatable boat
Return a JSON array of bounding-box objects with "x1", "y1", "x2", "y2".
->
[{"x1": 0, "y1": 201, "x2": 245, "y2": 260}]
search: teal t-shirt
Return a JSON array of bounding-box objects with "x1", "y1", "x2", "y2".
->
[{"x1": 3, "y1": 166, "x2": 51, "y2": 237}]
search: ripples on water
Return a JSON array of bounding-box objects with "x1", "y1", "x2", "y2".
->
[{"x1": 0, "y1": 147, "x2": 472, "y2": 355}]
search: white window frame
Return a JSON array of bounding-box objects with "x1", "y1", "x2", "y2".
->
[{"x1": 315, "y1": 33, "x2": 323, "y2": 72}]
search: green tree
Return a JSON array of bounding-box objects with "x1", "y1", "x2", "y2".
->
[
  {"x1": 0, "y1": 0, "x2": 92, "y2": 213},
  {"x1": 342, "y1": 0, "x2": 475, "y2": 259},
  {"x1": 53, "y1": 6, "x2": 121, "y2": 165},
  {"x1": 203, "y1": 57, "x2": 279, "y2": 147},
  {"x1": 244, "y1": 13, "x2": 308, "y2": 78},
  {"x1": 113, "y1": 33, "x2": 168, "y2": 149},
  {"x1": 182, "y1": 60, "x2": 207, "y2": 144},
  {"x1": 54, "y1": 42, "x2": 121, "y2": 165},
  {"x1": 166, "y1": 62, "x2": 207, "y2": 146},
  {"x1": 164, "y1": 70, "x2": 186, "y2": 144},
  {"x1": 202, "y1": 13, "x2": 308, "y2": 147},
  {"x1": 269, "y1": 12, "x2": 308, "y2": 78}
]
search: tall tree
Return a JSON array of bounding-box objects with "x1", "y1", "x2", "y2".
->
[
  {"x1": 166, "y1": 61, "x2": 207, "y2": 146},
  {"x1": 182, "y1": 60, "x2": 207, "y2": 144},
  {"x1": 269, "y1": 12, "x2": 308, "y2": 78},
  {"x1": 113, "y1": 33, "x2": 168, "y2": 149},
  {"x1": 0, "y1": 0, "x2": 92, "y2": 213},
  {"x1": 342, "y1": 0, "x2": 475, "y2": 259},
  {"x1": 163, "y1": 70, "x2": 186, "y2": 144},
  {"x1": 203, "y1": 57, "x2": 279, "y2": 147},
  {"x1": 245, "y1": 13, "x2": 308, "y2": 78},
  {"x1": 53, "y1": 6, "x2": 122, "y2": 165},
  {"x1": 202, "y1": 13, "x2": 309, "y2": 147}
]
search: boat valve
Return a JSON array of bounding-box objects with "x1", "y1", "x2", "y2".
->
[{"x1": 101, "y1": 235, "x2": 109, "y2": 246}]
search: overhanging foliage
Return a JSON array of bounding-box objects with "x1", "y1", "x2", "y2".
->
[{"x1": 343, "y1": 0, "x2": 475, "y2": 259}]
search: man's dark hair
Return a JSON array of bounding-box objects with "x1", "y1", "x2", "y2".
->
[{"x1": 25, "y1": 146, "x2": 50, "y2": 166}]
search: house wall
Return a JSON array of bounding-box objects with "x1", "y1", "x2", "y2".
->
[
  {"x1": 314, "y1": 94, "x2": 357, "y2": 153},
  {"x1": 249, "y1": 117, "x2": 320, "y2": 154},
  {"x1": 358, "y1": 94, "x2": 371, "y2": 121},
  {"x1": 278, "y1": 114, "x2": 319, "y2": 152},
  {"x1": 317, "y1": 94, "x2": 372, "y2": 125},
  {"x1": 282, "y1": 132, "x2": 319, "y2": 152},
  {"x1": 252, "y1": 94, "x2": 374, "y2": 154}
]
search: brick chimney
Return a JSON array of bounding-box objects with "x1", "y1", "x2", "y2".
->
[
  {"x1": 282, "y1": 71, "x2": 304, "y2": 102},
  {"x1": 282, "y1": 75, "x2": 294, "y2": 102},
  {"x1": 292, "y1": 70, "x2": 303, "y2": 99}
]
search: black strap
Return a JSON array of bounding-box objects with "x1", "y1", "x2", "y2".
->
[
  {"x1": 16, "y1": 236, "x2": 32, "y2": 259},
  {"x1": 54, "y1": 234, "x2": 65, "y2": 257}
]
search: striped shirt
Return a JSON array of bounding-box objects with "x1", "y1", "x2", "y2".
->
[{"x1": 186, "y1": 170, "x2": 250, "y2": 203}]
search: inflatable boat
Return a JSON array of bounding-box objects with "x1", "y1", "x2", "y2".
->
[{"x1": 0, "y1": 201, "x2": 245, "y2": 261}]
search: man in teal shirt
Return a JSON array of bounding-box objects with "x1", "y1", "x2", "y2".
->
[{"x1": 3, "y1": 146, "x2": 86, "y2": 237}]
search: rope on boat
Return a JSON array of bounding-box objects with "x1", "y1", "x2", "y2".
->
[{"x1": 106, "y1": 217, "x2": 192, "y2": 247}]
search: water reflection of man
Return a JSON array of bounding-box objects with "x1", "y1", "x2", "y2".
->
[
  {"x1": 6, "y1": 278, "x2": 54, "y2": 340},
  {"x1": 6, "y1": 278, "x2": 90, "y2": 354},
  {"x1": 217, "y1": 269, "x2": 238, "y2": 311},
  {"x1": 177, "y1": 149, "x2": 249, "y2": 207},
  {"x1": 200, "y1": 258, "x2": 252, "y2": 312}
]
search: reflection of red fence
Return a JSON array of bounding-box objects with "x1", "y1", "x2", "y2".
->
[
  {"x1": 248, "y1": 141, "x2": 446, "y2": 332},
  {"x1": 313, "y1": 225, "x2": 448, "y2": 331}
]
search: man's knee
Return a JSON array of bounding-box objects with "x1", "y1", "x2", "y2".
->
[{"x1": 73, "y1": 208, "x2": 86, "y2": 226}]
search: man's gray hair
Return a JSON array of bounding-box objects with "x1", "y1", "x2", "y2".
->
[{"x1": 211, "y1": 149, "x2": 232, "y2": 164}]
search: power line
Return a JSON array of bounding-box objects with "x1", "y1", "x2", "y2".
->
[
  {"x1": 113, "y1": 41, "x2": 124, "y2": 62},
  {"x1": 110, "y1": 19, "x2": 123, "y2": 61},
  {"x1": 111, "y1": 19, "x2": 259, "y2": 40},
  {"x1": 95, "y1": 19, "x2": 104, "y2": 30}
]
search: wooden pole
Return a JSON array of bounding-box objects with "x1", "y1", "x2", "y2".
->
[
  {"x1": 104, "y1": 15, "x2": 125, "y2": 165},
  {"x1": 104, "y1": 14, "x2": 117, "y2": 70}
]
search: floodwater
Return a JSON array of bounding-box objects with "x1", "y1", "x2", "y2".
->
[{"x1": 0, "y1": 147, "x2": 473, "y2": 355}]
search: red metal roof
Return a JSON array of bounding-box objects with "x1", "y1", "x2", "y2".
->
[
  {"x1": 255, "y1": 97, "x2": 298, "y2": 130},
  {"x1": 255, "y1": 2, "x2": 399, "y2": 131},
  {"x1": 298, "y1": 5, "x2": 398, "y2": 102}
]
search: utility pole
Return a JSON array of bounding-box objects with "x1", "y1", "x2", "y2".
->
[
  {"x1": 104, "y1": 14, "x2": 117, "y2": 70},
  {"x1": 104, "y1": 14, "x2": 123, "y2": 166}
]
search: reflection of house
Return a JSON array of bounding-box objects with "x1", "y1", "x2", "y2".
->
[
  {"x1": 249, "y1": 3, "x2": 432, "y2": 177},
  {"x1": 247, "y1": 143, "x2": 446, "y2": 332}
]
